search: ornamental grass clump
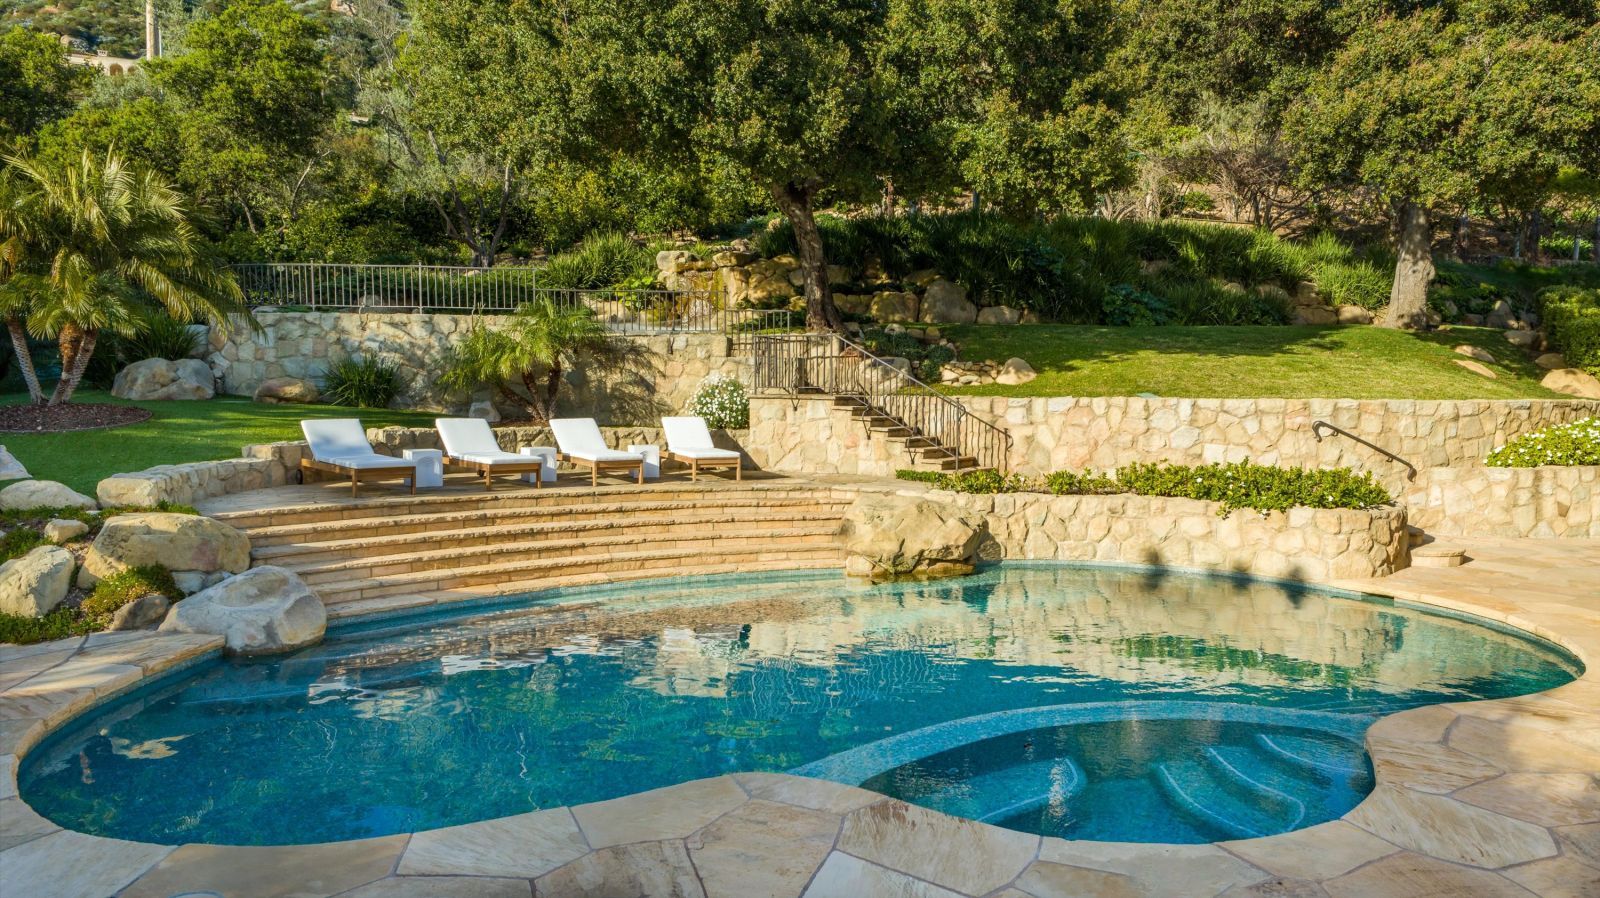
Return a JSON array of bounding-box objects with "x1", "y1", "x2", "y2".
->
[
  {"x1": 686, "y1": 373, "x2": 749, "y2": 429},
  {"x1": 1487, "y1": 418, "x2": 1600, "y2": 467}
]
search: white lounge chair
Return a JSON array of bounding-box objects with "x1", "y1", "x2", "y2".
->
[
  {"x1": 300, "y1": 418, "x2": 417, "y2": 498},
  {"x1": 550, "y1": 418, "x2": 644, "y2": 486},
  {"x1": 436, "y1": 418, "x2": 543, "y2": 491},
  {"x1": 662, "y1": 416, "x2": 743, "y2": 481}
]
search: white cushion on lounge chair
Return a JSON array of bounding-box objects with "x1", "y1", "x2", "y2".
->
[
  {"x1": 436, "y1": 418, "x2": 532, "y2": 467},
  {"x1": 551, "y1": 418, "x2": 643, "y2": 462},
  {"x1": 302, "y1": 419, "x2": 415, "y2": 469},
  {"x1": 662, "y1": 416, "x2": 740, "y2": 459}
]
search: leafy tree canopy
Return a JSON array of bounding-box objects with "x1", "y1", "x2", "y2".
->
[{"x1": 0, "y1": 26, "x2": 92, "y2": 144}]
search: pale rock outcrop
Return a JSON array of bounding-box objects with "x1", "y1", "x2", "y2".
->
[
  {"x1": 112, "y1": 357, "x2": 215, "y2": 401},
  {"x1": 1453, "y1": 345, "x2": 1496, "y2": 364},
  {"x1": 1453, "y1": 359, "x2": 1497, "y2": 379},
  {"x1": 0, "y1": 479, "x2": 97, "y2": 511},
  {"x1": 252, "y1": 377, "x2": 320, "y2": 404},
  {"x1": 0, "y1": 447, "x2": 28, "y2": 481},
  {"x1": 0, "y1": 545, "x2": 74, "y2": 617},
  {"x1": 79, "y1": 512, "x2": 251, "y2": 587},
  {"x1": 919, "y1": 279, "x2": 978, "y2": 325},
  {"x1": 43, "y1": 518, "x2": 88, "y2": 543},
  {"x1": 838, "y1": 492, "x2": 985, "y2": 580},
  {"x1": 109, "y1": 593, "x2": 170, "y2": 631},
  {"x1": 870, "y1": 292, "x2": 920, "y2": 322},
  {"x1": 995, "y1": 358, "x2": 1037, "y2": 386},
  {"x1": 1541, "y1": 368, "x2": 1600, "y2": 399},
  {"x1": 1485, "y1": 300, "x2": 1517, "y2": 329},
  {"x1": 1534, "y1": 352, "x2": 1568, "y2": 370},
  {"x1": 976, "y1": 305, "x2": 1023, "y2": 325},
  {"x1": 1336, "y1": 305, "x2": 1375, "y2": 325},
  {"x1": 1292, "y1": 307, "x2": 1338, "y2": 325},
  {"x1": 1503, "y1": 330, "x2": 1538, "y2": 349},
  {"x1": 160, "y1": 565, "x2": 326, "y2": 655}
]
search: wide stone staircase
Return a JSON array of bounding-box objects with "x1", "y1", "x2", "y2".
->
[{"x1": 208, "y1": 481, "x2": 853, "y2": 619}]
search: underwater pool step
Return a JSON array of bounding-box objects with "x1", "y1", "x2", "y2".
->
[
  {"x1": 314, "y1": 543, "x2": 845, "y2": 606},
  {"x1": 1154, "y1": 759, "x2": 1303, "y2": 840},
  {"x1": 919, "y1": 756, "x2": 1084, "y2": 825},
  {"x1": 250, "y1": 510, "x2": 846, "y2": 562},
  {"x1": 1254, "y1": 733, "x2": 1369, "y2": 781},
  {"x1": 287, "y1": 526, "x2": 843, "y2": 584}
]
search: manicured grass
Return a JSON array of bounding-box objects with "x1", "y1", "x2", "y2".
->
[
  {"x1": 1, "y1": 391, "x2": 439, "y2": 495},
  {"x1": 940, "y1": 324, "x2": 1565, "y2": 400}
]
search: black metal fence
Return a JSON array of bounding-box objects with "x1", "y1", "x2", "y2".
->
[
  {"x1": 232, "y1": 263, "x2": 796, "y2": 335},
  {"x1": 751, "y1": 333, "x2": 1012, "y2": 472}
]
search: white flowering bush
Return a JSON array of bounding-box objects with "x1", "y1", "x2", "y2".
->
[
  {"x1": 1487, "y1": 418, "x2": 1600, "y2": 467},
  {"x1": 687, "y1": 373, "x2": 749, "y2": 429}
]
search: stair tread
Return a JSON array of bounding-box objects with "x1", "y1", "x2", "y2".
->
[
  {"x1": 1154, "y1": 759, "x2": 1299, "y2": 840},
  {"x1": 922, "y1": 757, "x2": 1083, "y2": 824},
  {"x1": 284, "y1": 525, "x2": 842, "y2": 575}
]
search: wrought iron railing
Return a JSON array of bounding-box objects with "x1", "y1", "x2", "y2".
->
[
  {"x1": 232, "y1": 263, "x2": 797, "y2": 335},
  {"x1": 751, "y1": 333, "x2": 1013, "y2": 472}
]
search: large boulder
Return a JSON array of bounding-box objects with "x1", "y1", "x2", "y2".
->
[
  {"x1": 1453, "y1": 345, "x2": 1496, "y2": 364},
  {"x1": 112, "y1": 358, "x2": 215, "y2": 401},
  {"x1": 1541, "y1": 368, "x2": 1600, "y2": 399},
  {"x1": 0, "y1": 479, "x2": 97, "y2": 511},
  {"x1": 870, "y1": 291, "x2": 920, "y2": 323},
  {"x1": 994, "y1": 358, "x2": 1037, "y2": 386},
  {"x1": 253, "y1": 377, "x2": 320, "y2": 404},
  {"x1": 160, "y1": 566, "x2": 326, "y2": 655},
  {"x1": 976, "y1": 305, "x2": 1023, "y2": 326},
  {"x1": 1503, "y1": 330, "x2": 1538, "y2": 349},
  {"x1": 838, "y1": 492, "x2": 985, "y2": 581},
  {"x1": 0, "y1": 545, "x2": 75, "y2": 617},
  {"x1": 0, "y1": 447, "x2": 28, "y2": 481},
  {"x1": 79, "y1": 512, "x2": 251, "y2": 587},
  {"x1": 109, "y1": 593, "x2": 170, "y2": 631},
  {"x1": 1485, "y1": 300, "x2": 1517, "y2": 329},
  {"x1": 1336, "y1": 305, "x2": 1375, "y2": 325},
  {"x1": 919, "y1": 279, "x2": 978, "y2": 325}
]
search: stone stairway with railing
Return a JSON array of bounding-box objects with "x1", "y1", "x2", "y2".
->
[
  {"x1": 751, "y1": 333, "x2": 1011, "y2": 475},
  {"x1": 207, "y1": 481, "x2": 853, "y2": 619}
]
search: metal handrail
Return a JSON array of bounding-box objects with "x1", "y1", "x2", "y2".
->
[
  {"x1": 231, "y1": 262, "x2": 797, "y2": 336},
  {"x1": 1311, "y1": 420, "x2": 1417, "y2": 480},
  {"x1": 750, "y1": 332, "x2": 1013, "y2": 472}
]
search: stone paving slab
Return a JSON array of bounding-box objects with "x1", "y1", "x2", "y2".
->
[{"x1": 0, "y1": 537, "x2": 1595, "y2": 896}]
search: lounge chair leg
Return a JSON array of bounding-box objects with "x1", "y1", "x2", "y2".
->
[
  {"x1": 410, "y1": 475, "x2": 416, "y2": 496},
  {"x1": 351, "y1": 472, "x2": 359, "y2": 499},
  {"x1": 485, "y1": 469, "x2": 493, "y2": 491},
  {"x1": 534, "y1": 465, "x2": 542, "y2": 488},
  {"x1": 591, "y1": 465, "x2": 598, "y2": 487},
  {"x1": 736, "y1": 459, "x2": 742, "y2": 481},
  {"x1": 637, "y1": 464, "x2": 643, "y2": 485},
  {"x1": 691, "y1": 460, "x2": 698, "y2": 482}
]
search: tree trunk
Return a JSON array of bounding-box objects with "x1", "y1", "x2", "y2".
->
[
  {"x1": 1593, "y1": 217, "x2": 1598, "y2": 264},
  {"x1": 539, "y1": 361, "x2": 563, "y2": 425},
  {"x1": 1528, "y1": 208, "x2": 1543, "y2": 262},
  {"x1": 49, "y1": 327, "x2": 97, "y2": 406},
  {"x1": 6, "y1": 317, "x2": 44, "y2": 405},
  {"x1": 1383, "y1": 202, "x2": 1435, "y2": 330},
  {"x1": 769, "y1": 182, "x2": 843, "y2": 333},
  {"x1": 1451, "y1": 213, "x2": 1470, "y2": 261}
]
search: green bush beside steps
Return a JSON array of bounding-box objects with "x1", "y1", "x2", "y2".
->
[{"x1": 897, "y1": 461, "x2": 1393, "y2": 516}]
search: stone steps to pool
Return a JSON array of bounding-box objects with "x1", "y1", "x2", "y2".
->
[
  {"x1": 921, "y1": 757, "x2": 1084, "y2": 825},
  {"x1": 1153, "y1": 731, "x2": 1368, "y2": 840},
  {"x1": 286, "y1": 525, "x2": 842, "y2": 585},
  {"x1": 214, "y1": 480, "x2": 853, "y2": 614}
]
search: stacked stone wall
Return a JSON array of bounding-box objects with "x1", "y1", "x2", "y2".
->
[{"x1": 1401, "y1": 465, "x2": 1599, "y2": 538}]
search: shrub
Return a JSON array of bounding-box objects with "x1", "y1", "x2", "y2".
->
[
  {"x1": 0, "y1": 527, "x2": 46, "y2": 563},
  {"x1": 121, "y1": 312, "x2": 202, "y2": 361},
  {"x1": 857, "y1": 327, "x2": 955, "y2": 381},
  {"x1": 686, "y1": 373, "x2": 749, "y2": 429},
  {"x1": 1110, "y1": 461, "x2": 1391, "y2": 515},
  {"x1": 323, "y1": 355, "x2": 405, "y2": 408},
  {"x1": 899, "y1": 461, "x2": 1391, "y2": 515},
  {"x1": 540, "y1": 232, "x2": 656, "y2": 290},
  {"x1": 1487, "y1": 418, "x2": 1600, "y2": 467},
  {"x1": 81, "y1": 564, "x2": 181, "y2": 625},
  {"x1": 894, "y1": 470, "x2": 944, "y2": 483},
  {"x1": 1540, "y1": 287, "x2": 1600, "y2": 376},
  {"x1": 1104, "y1": 284, "x2": 1173, "y2": 326},
  {"x1": 0, "y1": 607, "x2": 95, "y2": 645}
]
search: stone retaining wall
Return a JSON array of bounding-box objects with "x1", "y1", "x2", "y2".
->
[
  {"x1": 1402, "y1": 465, "x2": 1599, "y2": 538},
  {"x1": 209, "y1": 311, "x2": 744, "y2": 421},
  {"x1": 748, "y1": 395, "x2": 1600, "y2": 490},
  {"x1": 928, "y1": 488, "x2": 1410, "y2": 581},
  {"x1": 96, "y1": 442, "x2": 307, "y2": 507}
]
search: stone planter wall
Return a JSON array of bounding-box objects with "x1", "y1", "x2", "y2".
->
[
  {"x1": 1402, "y1": 465, "x2": 1599, "y2": 538},
  {"x1": 209, "y1": 311, "x2": 744, "y2": 421},
  {"x1": 747, "y1": 395, "x2": 1600, "y2": 490},
  {"x1": 96, "y1": 441, "x2": 307, "y2": 507},
  {"x1": 930, "y1": 488, "x2": 1410, "y2": 581}
]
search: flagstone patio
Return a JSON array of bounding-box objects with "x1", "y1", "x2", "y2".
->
[{"x1": 1, "y1": 537, "x2": 1596, "y2": 898}]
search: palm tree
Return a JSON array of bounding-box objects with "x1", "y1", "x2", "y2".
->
[
  {"x1": 1, "y1": 149, "x2": 245, "y2": 406},
  {"x1": 0, "y1": 163, "x2": 46, "y2": 403},
  {"x1": 440, "y1": 298, "x2": 628, "y2": 423}
]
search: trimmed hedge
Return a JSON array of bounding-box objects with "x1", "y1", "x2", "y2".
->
[
  {"x1": 1541, "y1": 286, "x2": 1600, "y2": 376},
  {"x1": 898, "y1": 461, "x2": 1391, "y2": 516},
  {"x1": 1487, "y1": 418, "x2": 1600, "y2": 467}
]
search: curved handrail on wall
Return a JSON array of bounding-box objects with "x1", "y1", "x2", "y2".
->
[{"x1": 1311, "y1": 420, "x2": 1417, "y2": 481}]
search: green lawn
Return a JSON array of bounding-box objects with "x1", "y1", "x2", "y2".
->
[
  {"x1": 939, "y1": 324, "x2": 1565, "y2": 400},
  {"x1": 1, "y1": 391, "x2": 439, "y2": 495}
]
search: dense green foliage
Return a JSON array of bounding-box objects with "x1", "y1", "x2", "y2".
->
[
  {"x1": 81, "y1": 563, "x2": 180, "y2": 624},
  {"x1": 0, "y1": 524, "x2": 46, "y2": 562},
  {"x1": 898, "y1": 460, "x2": 1392, "y2": 515},
  {"x1": 0, "y1": 27, "x2": 91, "y2": 141},
  {"x1": 1540, "y1": 287, "x2": 1600, "y2": 376},
  {"x1": 438, "y1": 299, "x2": 623, "y2": 423},
  {"x1": 0, "y1": 606, "x2": 95, "y2": 644},
  {"x1": 322, "y1": 355, "x2": 404, "y2": 409},
  {"x1": 1487, "y1": 418, "x2": 1600, "y2": 467}
]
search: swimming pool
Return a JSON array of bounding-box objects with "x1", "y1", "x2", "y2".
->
[{"x1": 19, "y1": 565, "x2": 1579, "y2": 846}]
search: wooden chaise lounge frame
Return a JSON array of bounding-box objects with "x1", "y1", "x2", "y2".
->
[
  {"x1": 299, "y1": 418, "x2": 418, "y2": 499},
  {"x1": 435, "y1": 418, "x2": 543, "y2": 491},
  {"x1": 550, "y1": 418, "x2": 645, "y2": 487}
]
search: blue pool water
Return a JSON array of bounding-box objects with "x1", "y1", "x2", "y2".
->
[{"x1": 19, "y1": 565, "x2": 1579, "y2": 846}]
